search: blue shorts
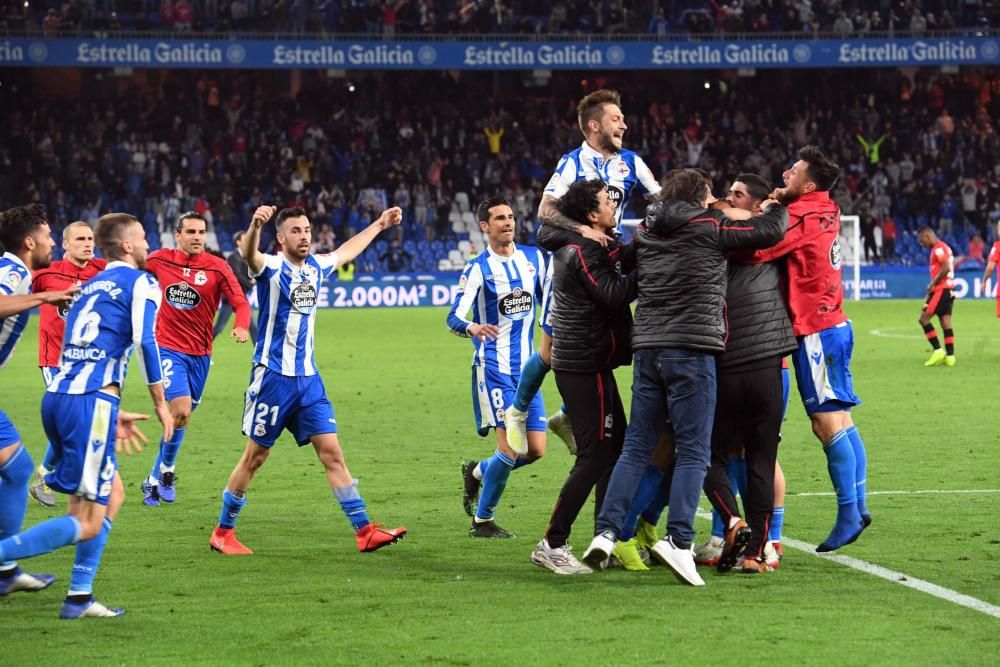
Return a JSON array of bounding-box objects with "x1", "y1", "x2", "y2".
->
[
  {"x1": 161, "y1": 348, "x2": 211, "y2": 407},
  {"x1": 539, "y1": 259, "x2": 554, "y2": 337},
  {"x1": 242, "y1": 365, "x2": 337, "y2": 447},
  {"x1": 41, "y1": 391, "x2": 119, "y2": 505},
  {"x1": 792, "y1": 322, "x2": 861, "y2": 416},
  {"x1": 471, "y1": 365, "x2": 546, "y2": 437},
  {"x1": 0, "y1": 409, "x2": 20, "y2": 448}
]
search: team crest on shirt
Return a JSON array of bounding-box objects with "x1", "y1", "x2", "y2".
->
[
  {"x1": 165, "y1": 282, "x2": 201, "y2": 310},
  {"x1": 291, "y1": 281, "x2": 317, "y2": 312},
  {"x1": 830, "y1": 238, "x2": 842, "y2": 270},
  {"x1": 612, "y1": 158, "x2": 631, "y2": 179},
  {"x1": 499, "y1": 288, "x2": 533, "y2": 321},
  {"x1": 194, "y1": 270, "x2": 208, "y2": 286}
]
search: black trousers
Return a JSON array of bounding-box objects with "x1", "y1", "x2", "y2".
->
[
  {"x1": 545, "y1": 369, "x2": 626, "y2": 548},
  {"x1": 703, "y1": 359, "x2": 783, "y2": 557}
]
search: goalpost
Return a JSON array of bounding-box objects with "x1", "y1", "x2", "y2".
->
[{"x1": 622, "y1": 213, "x2": 864, "y2": 301}]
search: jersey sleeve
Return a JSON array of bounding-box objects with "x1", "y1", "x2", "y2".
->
[
  {"x1": 934, "y1": 246, "x2": 947, "y2": 260},
  {"x1": 0, "y1": 264, "x2": 29, "y2": 297},
  {"x1": 534, "y1": 249, "x2": 547, "y2": 303},
  {"x1": 990, "y1": 243, "x2": 1000, "y2": 264},
  {"x1": 131, "y1": 273, "x2": 164, "y2": 385},
  {"x1": 634, "y1": 155, "x2": 662, "y2": 199},
  {"x1": 249, "y1": 253, "x2": 282, "y2": 279},
  {"x1": 446, "y1": 261, "x2": 483, "y2": 337},
  {"x1": 543, "y1": 154, "x2": 576, "y2": 200},
  {"x1": 313, "y1": 251, "x2": 340, "y2": 280}
]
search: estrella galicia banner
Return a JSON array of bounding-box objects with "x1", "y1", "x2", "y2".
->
[{"x1": 0, "y1": 36, "x2": 997, "y2": 70}]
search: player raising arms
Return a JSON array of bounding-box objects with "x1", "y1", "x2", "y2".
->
[
  {"x1": 29, "y1": 220, "x2": 107, "y2": 509},
  {"x1": 917, "y1": 226, "x2": 956, "y2": 367},
  {"x1": 141, "y1": 211, "x2": 252, "y2": 506},
  {"x1": 449, "y1": 196, "x2": 547, "y2": 539},
  {"x1": 0, "y1": 205, "x2": 78, "y2": 598},
  {"x1": 0, "y1": 212, "x2": 172, "y2": 618},
  {"x1": 209, "y1": 205, "x2": 407, "y2": 555},
  {"x1": 504, "y1": 89, "x2": 660, "y2": 455}
]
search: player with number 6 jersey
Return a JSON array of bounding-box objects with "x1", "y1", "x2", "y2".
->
[
  {"x1": 141, "y1": 212, "x2": 251, "y2": 506},
  {"x1": 0, "y1": 212, "x2": 172, "y2": 619}
]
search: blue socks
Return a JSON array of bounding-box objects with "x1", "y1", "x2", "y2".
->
[
  {"x1": 818, "y1": 429, "x2": 863, "y2": 551},
  {"x1": 218, "y1": 489, "x2": 247, "y2": 529},
  {"x1": 0, "y1": 445, "x2": 33, "y2": 566},
  {"x1": 69, "y1": 517, "x2": 112, "y2": 596},
  {"x1": 0, "y1": 515, "x2": 82, "y2": 563},
  {"x1": 513, "y1": 352, "x2": 549, "y2": 412},
  {"x1": 846, "y1": 425, "x2": 869, "y2": 519},
  {"x1": 770, "y1": 506, "x2": 785, "y2": 542},
  {"x1": 475, "y1": 450, "x2": 514, "y2": 521},
  {"x1": 334, "y1": 482, "x2": 370, "y2": 532},
  {"x1": 620, "y1": 465, "x2": 664, "y2": 541},
  {"x1": 149, "y1": 427, "x2": 186, "y2": 482}
]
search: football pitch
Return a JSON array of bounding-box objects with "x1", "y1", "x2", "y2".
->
[{"x1": 2, "y1": 299, "x2": 998, "y2": 665}]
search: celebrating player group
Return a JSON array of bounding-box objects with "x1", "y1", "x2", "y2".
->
[{"x1": 0, "y1": 88, "x2": 879, "y2": 618}]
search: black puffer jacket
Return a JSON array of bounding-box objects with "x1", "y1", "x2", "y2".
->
[
  {"x1": 537, "y1": 225, "x2": 637, "y2": 373},
  {"x1": 717, "y1": 261, "x2": 797, "y2": 371},
  {"x1": 632, "y1": 200, "x2": 788, "y2": 353}
]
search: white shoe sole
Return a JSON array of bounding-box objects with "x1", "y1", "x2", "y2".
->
[
  {"x1": 650, "y1": 542, "x2": 706, "y2": 586},
  {"x1": 582, "y1": 535, "x2": 615, "y2": 571}
]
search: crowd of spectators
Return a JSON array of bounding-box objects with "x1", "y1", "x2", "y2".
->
[
  {"x1": 4, "y1": 0, "x2": 997, "y2": 36},
  {"x1": 2, "y1": 65, "x2": 998, "y2": 272}
]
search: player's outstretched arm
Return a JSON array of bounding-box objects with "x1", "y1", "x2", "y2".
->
[
  {"x1": 244, "y1": 205, "x2": 277, "y2": 275},
  {"x1": 329, "y1": 206, "x2": 403, "y2": 269},
  {"x1": 115, "y1": 411, "x2": 150, "y2": 455},
  {"x1": 0, "y1": 286, "x2": 79, "y2": 319}
]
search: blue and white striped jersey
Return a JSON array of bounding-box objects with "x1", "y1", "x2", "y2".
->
[
  {"x1": 47, "y1": 262, "x2": 164, "y2": 394},
  {"x1": 0, "y1": 252, "x2": 31, "y2": 371},
  {"x1": 447, "y1": 245, "x2": 545, "y2": 376},
  {"x1": 544, "y1": 141, "x2": 661, "y2": 228},
  {"x1": 252, "y1": 252, "x2": 339, "y2": 377}
]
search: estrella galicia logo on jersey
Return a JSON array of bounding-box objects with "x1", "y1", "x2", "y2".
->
[
  {"x1": 165, "y1": 282, "x2": 201, "y2": 310},
  {"x1": 830, "y1": 238, "x2": 843, "y2": 270},
  {"x1": 194, "y1": 270, "x2": 208, "y2": 286},
  {"x1": 606, "y1": 185, "x2": 625, "y2": 208},
  {"x1": 499, "y1": 288, "x2": 532, "y2": 321},
  {"x1": 291, "y1": 282, "x2": 317, "y2": 312}
]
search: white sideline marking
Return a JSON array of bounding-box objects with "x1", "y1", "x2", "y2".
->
[
  {"x1": 781, "y1": 536, "x2": 1000, "y2": 620},
  {"x1": 869, "y1": 327, "x2": 995, "y2": 341},
  {"x1": 790, "y1": 488, "x2": 1000, "y2": 498},
  {"x1": 695, "y1": 510, "x2": 1000, "y2": 620}
]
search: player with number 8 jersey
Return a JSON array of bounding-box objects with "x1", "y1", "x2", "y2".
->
[{"x1": 141, "y1": 212, "x2": 251, "y2": 506}]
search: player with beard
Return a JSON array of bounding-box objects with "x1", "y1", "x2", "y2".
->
[
  {"x1": 0, "y1": 204, "x2": 79, "y2": 598},
  {"x1": 504, "y1": 89, "x2": 660, "y2": 457},
  {"x1": 29, "y1": 221, "x2": 107, "y2": 509},
  {"x1": 743, "y1": 146, "x2": 871, "y2": 553}
]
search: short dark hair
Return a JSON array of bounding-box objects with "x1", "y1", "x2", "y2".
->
[
  {"x1": 95, "y1": 212, "x2": 139, "y2": 260},
  {"x1": 275, "y1": 207, "x2": 308, "y2": 229},
  {"x1": 577, "y1": 89, "x2": 621, "y2": 136},
  {"x1": 555, "y1": 180, "x2": 606, "y2": 226},
  {"x1": 0, "y1": 204, "x2": 47, "y2": 255},
  {"x1": 175, "y1": 211, "x2": 206, "y2": 233},
  {"x1": 661, "y1": 169, "x2": 710, "y2": 206},
  {"x1": 916, "y1": 225, "x2": 934, "y2": 236},
  {"x1": 798, "y1": 145, "x2": 840, "y2": 192},
  {"x1": 734, "y1": 173, "x2": 772, "y2": 202},
  {"x1": 476, "y1": 195, "x2": 511, "y2": 223}
]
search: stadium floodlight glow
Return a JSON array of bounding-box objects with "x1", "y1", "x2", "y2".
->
[
  {"x1": 347, "y1": 82, "x2": 356, "y2": 92},
  {"x1": 703, "y1": 81, "x2": 711, "y2": 89}
]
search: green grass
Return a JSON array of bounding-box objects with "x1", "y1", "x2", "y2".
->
[{"x1": 2, "y1": 300, "x2": 999, "y2": 665}]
